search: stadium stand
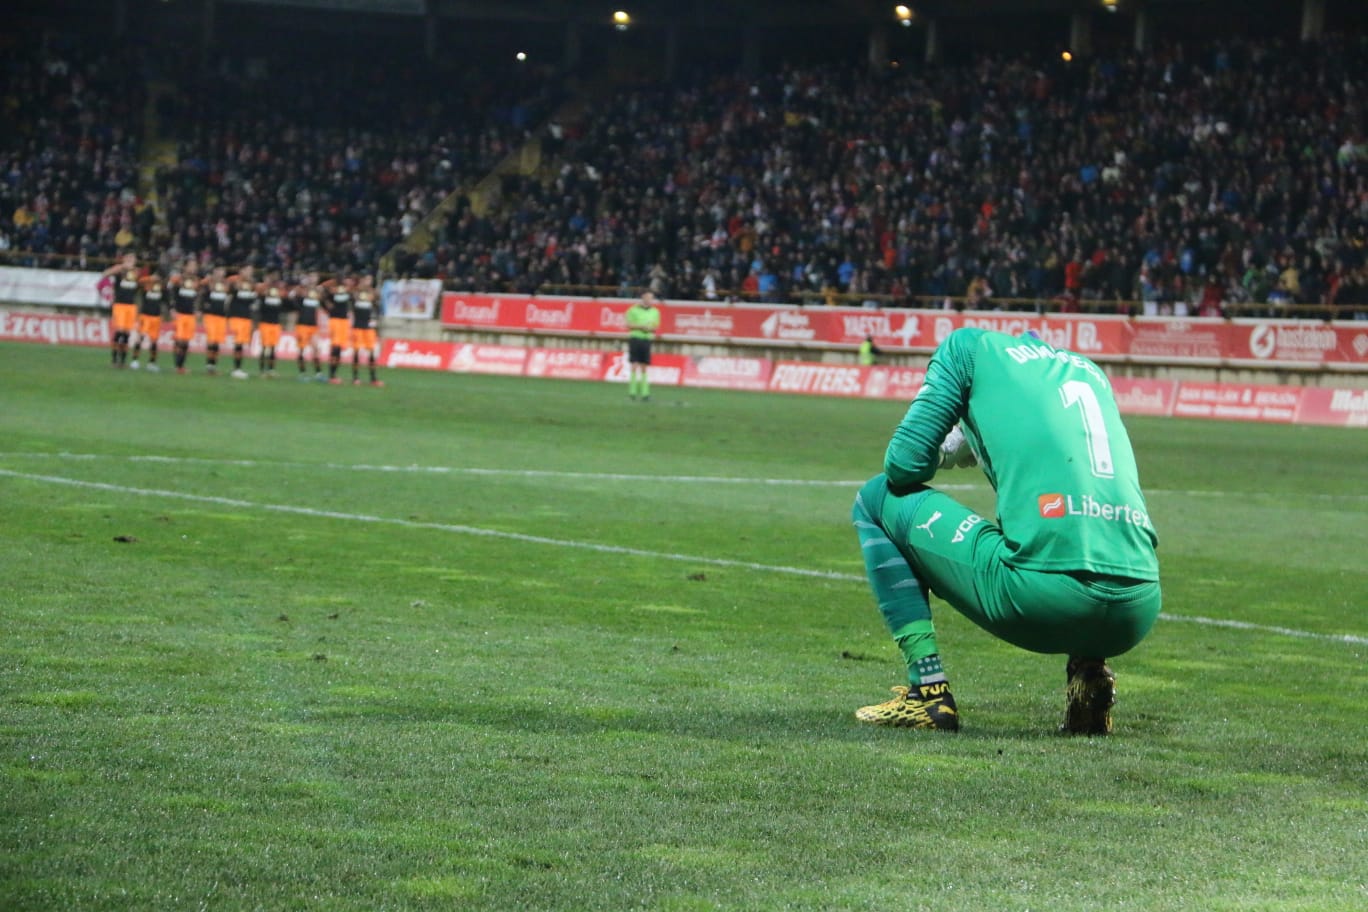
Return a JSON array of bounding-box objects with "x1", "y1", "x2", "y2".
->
[
  {"x1": 152, "y1": 49, "x2": 561, "y2": 277},
  {"x1": 0, "y1": 40, "x2": 150, "y2": 264},
  {"x1": 438, "y1": 37, "x2": 1368, "y2": 317},
  {"x1": 3, "y1": 27, "x2": 1366, "y2": 318}
]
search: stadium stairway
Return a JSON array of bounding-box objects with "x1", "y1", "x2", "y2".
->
[
  {"x1": 137, "y1": 80, "x2": 180, "y2": 229},
  {"x1": 379, "y1": 128, "x2": 551, "y2": 276},
  {"x1": 378, "y1": 43, "x2": 661, "y2": 278}
]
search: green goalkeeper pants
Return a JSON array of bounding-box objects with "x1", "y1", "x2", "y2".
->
[{"x1": 854, "y1": 474, "x2": 1161, "y2": 659}]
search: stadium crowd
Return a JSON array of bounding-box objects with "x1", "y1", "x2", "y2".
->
[
  {"x1": 4, "y1": 31, "x2": 1368, "y2": 317},
  {"x1": 1, "y1": 37, "x2": 559, "y2": 276},
  {"x1": 437, "y1": 36, "x2": 1368, "y2": 317},
  {"x1": 0, "y1": 39, "x2": 151, "y2": 262},
  {"x1": 152, "y1": 50, "x2": 561, "y2": 279}
]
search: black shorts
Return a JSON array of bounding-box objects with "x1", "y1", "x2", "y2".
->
[{"x1": 628, "y1": 337, "x2": 652, "y2": 365}]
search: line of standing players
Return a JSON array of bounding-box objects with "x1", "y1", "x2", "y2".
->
[{"x1": 101, "y1": 253, "x2": 384, "y2": 386}]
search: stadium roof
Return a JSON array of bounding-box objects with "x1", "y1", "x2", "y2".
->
[{"x1": 216, "y1": 0, "x2": 1239, "y2": 23}]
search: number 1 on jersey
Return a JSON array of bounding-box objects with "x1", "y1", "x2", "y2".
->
[{"x1": 1060, "y1": 380, "x2": 1115, "y2": 478}]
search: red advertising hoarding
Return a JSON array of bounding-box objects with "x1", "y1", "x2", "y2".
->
[
  {"x1": 1110, "y1": 378, "x2": 1180, "y2": 417},
  {"x1": 1224, "y1": 321, "x2": 1368, "y2": 368},
  {"x1": 7, "y1": 304, "x2": 1366, "y2": 429},
  {"x1": 524, "y1": 348, "x2": 608, "y2": 381},
  {"x1": 0, "y1": 310, "x2": 109, "y2": 346},
  {"x1": 381, "y1": 338, "x2": 453, "y2": 371},
  {"x1": 1126, "y1": 319, "x2": 1227, "y2": 364},
  {"x1": 1295, "y1": 387, "x2": 1368, "y2": 427},
  {"x1": 1172, "y1": 382, "x2": 1303, "y2": 423},
  {"x1": 682, "y1": 355, "x2": 773, "y2": 391},
  {"x1": 767, "y1": 362, "x2": 868, "y2": 397},
  {"x1": 601, "y1": 350, "x2": 689, "y2": 387},
  {"x1": 439, "y1": 293, "x2": 1368, "y2": 371},
  {"x1": 447, "y1": 343, "x2": 527, "y2": 375},
  {"x1": 863, "y1": 366, "x2": 928, "y2": 401}
]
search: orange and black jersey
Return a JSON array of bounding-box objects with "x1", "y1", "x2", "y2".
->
[
  {"x1": 203, "y1": 281, "x2": 231, "y2": 316},
  {"x1": 259, "y1": 286, "x2": 285, "y2": 324},
  {"x1": 229, "y1": 282, "x2": 258, "y2": 319},
  {"x1": 138, "y1": 279, "x2": 167, "y2": 316},
  {"x1": 295, "y1": 289, "x2": 322, "y2": 326},
  {"x1": 351, "y1": 290, "x2": 377, "y2": 330},
  {"x1": 172, "y1": 277, "x2": 201, "y2": 315},
  {"x1": 112, "y1": 270, "x2": 140, "y2": 306},
  {"x1": 327, "y1": 288, "x2": 353, "y2": 321}
]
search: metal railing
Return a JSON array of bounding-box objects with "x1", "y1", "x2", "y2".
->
[
  {"x1": 0, "y1": 250, "x2": 123, "y2": 271},
  {"x1": 476, "y1": 281, "x2": 1364, "y2": 321},
  {"x1": 3, "y1": 248, "x2": 1362, "y2": 320}
]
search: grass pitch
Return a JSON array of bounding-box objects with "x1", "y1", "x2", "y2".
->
[{"x1": 2, "y1": 341, "x2": 1366, "y2": 911}]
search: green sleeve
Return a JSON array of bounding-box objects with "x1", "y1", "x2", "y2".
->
[{"x1": 883, "y1": 328, "x2": 984, "y2": 490}]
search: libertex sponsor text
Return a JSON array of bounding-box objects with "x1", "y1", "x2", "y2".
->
[
  {"x1": 0, "y1": 311, "x2": 109, "y2": 345},
  {"x1": 1038, "y1": 492, "x2": 1153, "y2": 530}
]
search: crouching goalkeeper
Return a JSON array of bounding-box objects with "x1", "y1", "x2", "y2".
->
[{"x1": 851, "y1": 328, "x2": 1162, "y2": 734}]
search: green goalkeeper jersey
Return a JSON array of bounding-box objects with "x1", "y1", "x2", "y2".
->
[{"x1": 884, "y1": 327, "x2": 1159, "y2": 580}]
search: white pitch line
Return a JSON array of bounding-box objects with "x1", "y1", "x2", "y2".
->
[
  {"x1": 2, "y1": 466, "x2": 1365, "y2": 648},
  {"x1": 0, "y1": 468, "x2": 858, "y2": 581},
  {"x1": 0, "y1": 450, "x2": 973, "y2": 490},
  {"x1": 1159, "y1": 614, "x2": 1368, "y2": 646},
  {"x1": 2, "y1": 451, "x2": 1367, "y2": 504}
]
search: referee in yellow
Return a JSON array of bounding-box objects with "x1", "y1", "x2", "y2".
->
[{"x1": 625, "y1": 291, "x2": 662, "y2": 400}]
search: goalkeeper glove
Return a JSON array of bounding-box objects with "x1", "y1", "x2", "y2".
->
[{"x1": 939, "y1": 424, "x2": 978, "y2": 469}]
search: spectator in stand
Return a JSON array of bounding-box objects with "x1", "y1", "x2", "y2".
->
[
  {"x1": 433, "y1": 37, "x2": 1367, "y2": 320},
  {"x1": 0, "y1": 43, "x2": 149, "y2": 265},
  {"x1": 152, "y1": 49, "x2": 559, "y2": 279},
  {"x1": 7, "y1": 33, "x2": 1368, "y2": 324}
]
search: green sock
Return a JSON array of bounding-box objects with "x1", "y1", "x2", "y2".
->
[
  {"x1": 906, "y1": 650, "x2": 946, "y2": 687},
  {"x1": 640, "y1": 374, "x2": 650, "y2": 398},
  {"x1": 853, "y1": 485, "x2": 942, "y2": 685},
  {"x1": 628, "y1": 375, "x2": 638, "y2": 397}
]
